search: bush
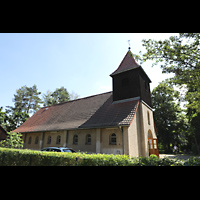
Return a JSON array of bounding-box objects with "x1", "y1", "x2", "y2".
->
[
  {"x1": 132, "y1": 154, "x2": 183, "y2": 166},
  {"x1": 184, "y1": 156, "x2": 200, "y2": 166},
  {"x1": 0, "y1": 147, "x2": 185, "y2": 166},
  {"x1": 0, "y1": 132, "x2": 23, "y2": 149}
]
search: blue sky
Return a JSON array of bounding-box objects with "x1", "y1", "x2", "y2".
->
[{"x1": 0, "y1": 33, "x2": 179, "y2": 111}]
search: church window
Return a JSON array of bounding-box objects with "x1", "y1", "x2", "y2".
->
[
  {"x1": 56, "y1": 135, "x2": 61, "y2": 144},
  {"x1": 110, "y1": 133, "x2": 117, "y2": 145},
  {"x1": 86, "y1": 134, "x2": 91, "y2": 144},
  {"x1": 73, "y1": 134, "x2": 78, "y2": 145},
  {"x1": 122, "y1": 78, "x2": 129, "y2": 88},
  {"x1": 35, "y1": 136, "x2": 39, "y2": 144},
  {"x1": 28, "y1": 136, "x2": 32, "y2": 144},
  {"x1": 147, "y1": 111, "x2": 150, "y2": 125},
  {"x1": 47, "y1": 136, "x2": 51, "y2": 144}
]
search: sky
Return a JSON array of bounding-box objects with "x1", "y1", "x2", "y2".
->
[{"x1": 0, "y1": 33, "x2": 179, "y2": 111}]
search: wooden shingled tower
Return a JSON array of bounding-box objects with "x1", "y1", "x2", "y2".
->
[{"x1": 110, "y1": 49, "x2": 152, "y2": 107}]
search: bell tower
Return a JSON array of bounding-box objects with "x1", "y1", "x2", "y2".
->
[{"x1": 110, "y1": 49, "x2": 152, "y2": 107}]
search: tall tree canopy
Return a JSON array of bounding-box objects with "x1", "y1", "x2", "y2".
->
[
  {"x1": 42, "y1": 87, "x2": 70, "y2": 106},
  {"x1": 5, "y1": 85, "x2": 42, "y2": 131},
  {"x1": 135, "y1": 33, "x2": 200, "y2": 113},
  {"x1": 42, "y1": 87, "x2": 80, "y2": 106},
  {"x1": 135, "y1": 33, "x2": 200, "y2": 154},
  {"x1": 151, "y1": 82, "x2": 187, "y2": 153}
]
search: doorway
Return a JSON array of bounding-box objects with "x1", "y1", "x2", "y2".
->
[{"x1": 148, "y1": 130, "x2": 159, "y2": 157}]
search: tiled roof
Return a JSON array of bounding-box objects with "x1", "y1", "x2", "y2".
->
[
  {"x1": 110, "y1": 50, "x2": 140, "y2": 76},
  {"x1": 14, "y1": 92, "x2": 139, "y2": 133}
]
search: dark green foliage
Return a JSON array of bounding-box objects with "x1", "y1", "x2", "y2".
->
[
  {"x1": 152, "y1": 82, "x2": 188, "y2": 153},
  {"x1": 5, "y1": 85, "x2": 42, "y2": 131},
  {"x1": 184, "y1": 156, "x2": 200, "y2": 166},
  {"x1": 134, "y1": 33, "x2": 200, "y2": 155}
]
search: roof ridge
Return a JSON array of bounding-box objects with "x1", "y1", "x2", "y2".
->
[{"x1": 42, "y1": 91, "x2": 112, "y2": 109}]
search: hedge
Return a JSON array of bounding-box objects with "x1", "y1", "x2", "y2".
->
[{"x1": 0, "y1": 147, "x2": 186, "y2": 166}]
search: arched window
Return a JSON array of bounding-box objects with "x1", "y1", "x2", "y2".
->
[
  {"x1": 86, "y1": 134, "x2": 91, "y2": 144},
  {"x1": 122, "y1": 78, "x2": 129, "y2": 88},
  {"x1": 110, "y1": 133, "x2": 116, "y2": 145},
  {"x1": 56, "y1": 135, "x2": 61, "y2": 144},
  {"x1": 47, "y1": 136, "x2": 51, "y2": 144},
  {"x1": 148, "y1": 130, "x2": 153, "y2": 138},
  {"x1": 35, "y1": 136, "x2": 39, "y2": 144},
  {"x1": 73, "y1": 134, "x2": 78, "y2": 145},
  {"x1": 147, "y1": 111, "x2": 150, "y2": 125},
  {"x1": 28, "y1": 136, "x2": 32, "y2": 144}
]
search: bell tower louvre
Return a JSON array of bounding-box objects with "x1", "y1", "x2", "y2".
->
[{"x1": 110, "y1": 49, "x2": 152, "y2": 107}]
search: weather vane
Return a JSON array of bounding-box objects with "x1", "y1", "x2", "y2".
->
[{"x1": 128, "y1": 40, "x2": 131, "y2": 50}]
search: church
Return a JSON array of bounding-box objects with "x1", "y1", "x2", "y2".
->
[{"x1": 14, "y1": 48, "x2": 159, "y2": 157}]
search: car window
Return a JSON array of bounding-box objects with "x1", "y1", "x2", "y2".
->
[
  {"x1": 50, "y1": 149, "x2": 61, "y2": 152},
  {"x1": 62, "y1": 149, "x2": 72, "y2": 152},
  {"x1": 42, "y1": 148, "x2": 49, "y2": 151}
]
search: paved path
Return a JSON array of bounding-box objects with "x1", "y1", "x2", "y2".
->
[{"x1": 159, "y1": 154, "x2": 192, "y2": 160}]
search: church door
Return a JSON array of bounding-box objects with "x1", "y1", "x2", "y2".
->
[{"x1": 148, "y1": 130, "x2": 159, "y2": 157}]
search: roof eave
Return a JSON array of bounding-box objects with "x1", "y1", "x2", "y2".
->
[{"x1": 18, "y1": 124, "x2": 131, "y2": 134}]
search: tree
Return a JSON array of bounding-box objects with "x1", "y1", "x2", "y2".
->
[
  {"x1": 0, "y1": 107, "x2": 6, "y2": 126},
  {"x1": 152, "y1": 82, "x2": 187, "y2": 153},
  {"x1": 42, "y1": 87, "x2": 79, "y2": 106},
  {"x1": 0, "y1": 132, "x2": 24, "y2": 149},
  {"x1": 5, "y1": 85, "x2": 42, "y2": 130},
  {"x1": 11, "y1": 84, "x2": 42, "y2": 115},
  {"x1": 135, "y1": 33, "x2": 200, "y2": 113}
]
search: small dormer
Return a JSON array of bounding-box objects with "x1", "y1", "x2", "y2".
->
[{"x1": 110, "y1": 50, "x2": 152, "y2": 107}]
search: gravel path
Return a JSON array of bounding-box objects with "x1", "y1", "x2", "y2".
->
[{"x1": 159, "y1": 154, "x2": 192, "y2": 160}]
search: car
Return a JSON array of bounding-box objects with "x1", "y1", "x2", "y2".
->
[{"x1": 41, "y1": 147, "x2": 76, "y2": 153}]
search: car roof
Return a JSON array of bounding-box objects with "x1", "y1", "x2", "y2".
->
[{"x1": 43, "y1": 147, "x2": 72, "y2": 149}]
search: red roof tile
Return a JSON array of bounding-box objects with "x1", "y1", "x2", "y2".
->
[
  {"x1": 14, "y1": 92, "x2": 139, "y2": 133},
  {"x1": 110, "y1": 50, "x2": 140, "y2": 76}
]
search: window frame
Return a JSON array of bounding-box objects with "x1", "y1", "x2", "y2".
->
[
  {"x1": 109, "y1": 133, "x2": 117, "y2": 145},
  {"x1": 35, "y1": 136, "x2": 39, "y2": 144},
  {"x1": 47, "y1": 136, "x2": 51, "y2": 144},
  {"x1": 86, "y1": 134, "x2": 91, "y2": 145},
  {"x1": 147, "y1": 111, "x2": 150, "y2": 125},
  {"x1": 28, "y1": 136, "x2": 32, "y2": 144},
  {"x1": 56, "y1": 135, "x2": 61, "y2": 144},
  {"x1": 73, "y1": 134, "x2": 78, "y2": 145}
]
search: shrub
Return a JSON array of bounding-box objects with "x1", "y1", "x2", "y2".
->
[
  {"x1": 0, "y1": 132, "x2": 24, "y2": 149},
  {"x1": 0, "y1": 147, "x2": 185, "y2": 166},
  {"x1": 184, "y1": 156, "x2": 200, "y2": 166}
]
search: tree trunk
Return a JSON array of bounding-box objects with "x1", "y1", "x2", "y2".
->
[{"x1": 194, "y1": 136, "x2": 200, "y2": 155}]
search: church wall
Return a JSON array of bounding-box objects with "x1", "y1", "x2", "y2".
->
[
  {"x1": 68, "y1": 129, "x2": 96, "y2": 153},
  {"x1": 100, "y1": 127, "x2": 123, "y2": 155},
  {"x1": 127, "y1": 108, "x2": 141, "y2": 158},
  {"x1": 23, "y1": 132, "x2": 42, "y2": 150},
  {"x1": 22, "y1": 127, "x2": 124, "y2": 155},
  {"x1": 139, "y1": 101, "x2": 157, "y2": 157},
  {"x1": 43, "y1": 131, "x2": 66, "y2": 149},
  {"x1": 22, "y1": 117, "x2": 153, "y2": 158}
]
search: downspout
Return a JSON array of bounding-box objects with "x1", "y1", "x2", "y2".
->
[{"x1": 119, "y1": 126, "x2": 124, "y2": 154}]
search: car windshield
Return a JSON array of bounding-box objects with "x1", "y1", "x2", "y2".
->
[{"x1": 62, "y1": 149, "x2": 72, "y2": 152}]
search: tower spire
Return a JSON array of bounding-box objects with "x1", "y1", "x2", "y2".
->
[{"x1": 128, "y1": 40, "x2": 131, "y2": 51}]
